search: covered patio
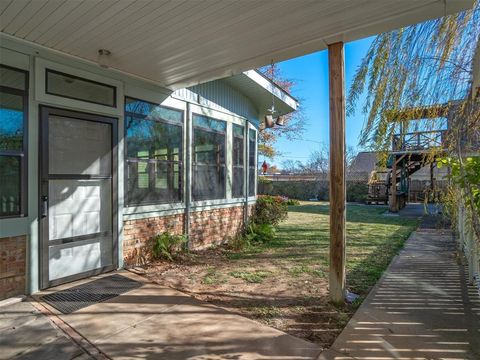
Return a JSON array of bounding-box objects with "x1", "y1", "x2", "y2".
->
[
  {"x1": 0, "y1": 0, "x2": 472, "y2": 301},
  {"x1": 0, "y1": 0, "x2": 477, "y2": 359}
]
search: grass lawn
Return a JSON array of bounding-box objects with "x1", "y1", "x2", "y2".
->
[{"x1": 146, "y1": 201, "x2": 418, "y2": 349}]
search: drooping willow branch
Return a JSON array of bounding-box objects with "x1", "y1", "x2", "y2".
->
[{"x1": 348, "y1": 2, "x2": 480, "y2": 236}]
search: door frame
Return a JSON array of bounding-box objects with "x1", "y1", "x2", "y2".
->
[{"x1": 39, "y1": 106, "x2": 118, "y2": 289}]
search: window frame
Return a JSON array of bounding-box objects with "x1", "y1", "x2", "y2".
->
[
  {"x1": 0, "y1": 64, "x2": 28, "y2": 218},
  {"x1": 124, "y1": 96, "x2": 184, "y2": 206},
  {"x1": 232, "y1": 123, "x2": 245, "y2": 199},
  {"x1": 46, "y1": 68, "x2": 117, "y2": 108},
  {"x1": 192, "y1": 113, "x2": 227, "y2": 201}
]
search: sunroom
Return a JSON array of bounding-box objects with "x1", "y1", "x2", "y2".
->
[{"x1": 0, "y1": 39, "x2": 297, "y2": 298}]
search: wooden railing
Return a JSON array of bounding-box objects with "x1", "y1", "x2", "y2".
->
[{"x1": 392, "y1": 130, "x2": 448, "y2": 152}]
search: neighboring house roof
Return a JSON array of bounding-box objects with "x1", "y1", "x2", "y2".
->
[
  {"x1": 0, "y1": 2, "x2": 471, "y2": 90},
  {"x1": 349, "y1": 152, "x2": 378, "y2": 173},
  {"x1": 350, "y1": 152, "x2": 449, "y2": 180}
]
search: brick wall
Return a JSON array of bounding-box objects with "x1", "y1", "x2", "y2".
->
[
  {"x1": 189, "y1": 206, "x2": 245, "y2": 250},
  {"x1": 122, "y1": 204, "x2": 249, "y2": 264},
  {"x1": 0, "y1": 235, "x2": 26, "y2": 300},
  {"x1": 123, "y1": 214, "x2": 184, "y2": 266}
]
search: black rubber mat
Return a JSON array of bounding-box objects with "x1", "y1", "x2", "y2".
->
[{"x1": 41, "y1": 274, "x2": 142, "y2": 314}]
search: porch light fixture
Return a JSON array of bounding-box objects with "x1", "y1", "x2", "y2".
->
[{"x1": 97, "y1": 49, "x2": 111, "y2": 68}]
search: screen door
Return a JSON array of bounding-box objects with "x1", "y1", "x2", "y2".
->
[{"x1": 40, "y1": 107, "x2": 117, "y2": 289}]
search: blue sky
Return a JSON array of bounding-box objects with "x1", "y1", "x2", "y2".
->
[{"x1": 269, "y1": 36, "x2": 374, "y2": 167}]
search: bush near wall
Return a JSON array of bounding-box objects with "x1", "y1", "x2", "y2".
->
[{"x1": 258, "y1": 179, "x2": 369, "y2": 203}]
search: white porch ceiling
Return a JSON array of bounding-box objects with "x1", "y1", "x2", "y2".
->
[{"x1": 0, "y1": 0, "x2": 473, "y2": 90}]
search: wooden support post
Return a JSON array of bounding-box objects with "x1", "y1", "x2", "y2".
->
[
  {"x1": 328, "y1": 42, "x2": 346, "y2": 303},
  {"x1": 390, "y1": 158, "x2": 398, "y2": 212}
]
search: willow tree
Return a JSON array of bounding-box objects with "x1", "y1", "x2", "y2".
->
[{"x1": 348, "y1": 2, "x2": 480, "y2": 235}]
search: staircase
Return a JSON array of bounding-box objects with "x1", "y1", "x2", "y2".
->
[{"x1": 386, "y1": 129, "x2": 447, "y2": 212}]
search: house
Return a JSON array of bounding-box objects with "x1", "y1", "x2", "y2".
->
[
  {"x1": 0, "y1": 39, "x2": 297, "y2": 299},
  {"x1": 0, "y1": 1, "x2": 471, "y2": 303}
]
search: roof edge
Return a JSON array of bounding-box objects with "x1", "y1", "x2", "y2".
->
[{"x1": 242, "y1": 70, "x2": 299, "y2": 112}]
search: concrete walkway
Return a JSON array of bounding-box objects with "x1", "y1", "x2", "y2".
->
[
  {"x1": 319, "y1": 226, "x2": 480, "y2": 359},
  {"x1": 0, "y1": 300, "x2": 90, "y2": 359},
  {"x1": 33, "y1": 271, "x2": 321, "y2": 360}
]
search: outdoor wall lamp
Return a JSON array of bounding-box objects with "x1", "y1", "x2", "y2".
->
[{"x1": 97, "y1": 49, "x2": 111, "y2": 68}]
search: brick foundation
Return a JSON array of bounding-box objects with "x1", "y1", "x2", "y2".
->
[
  {"x1": 123, "y1": 205, "x2": 249, "y2": 265},
  {"x1": 189, "y1": 206, "x2": 245, "y2": 249},
  {"x1": 123, "y1": 214, "x2": 184, "y2": 266},
  {"x1": 0, "y1": 235, "x2": 26, "y2": 300}
]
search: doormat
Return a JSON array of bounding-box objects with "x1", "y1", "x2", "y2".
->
[{"x1": 41, "y1": 274, "x2": 142, "y2": 314}]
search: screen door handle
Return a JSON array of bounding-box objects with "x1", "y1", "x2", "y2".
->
[{"x1": 41, "y1": 196, "x2": 48, "y2": 218}]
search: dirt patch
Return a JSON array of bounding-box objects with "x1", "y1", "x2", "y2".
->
[{"x1": 145, "y1": 249, "x2": 350, "y2": 349}]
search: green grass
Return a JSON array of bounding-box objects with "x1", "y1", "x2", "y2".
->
[
  {"x1": 224, "y1": 202, "x2": 418, "y2": 295},
  {"x1": 202, "y1": 267, "x2": 225, "y2": 285},
  {"x1": 229, "y1": 270, "x2": 271, "y2": 283}
]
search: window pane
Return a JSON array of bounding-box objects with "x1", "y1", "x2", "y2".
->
[
  {"x1": 46, "y1": 69, "x2": 116, "y2": 107},
  {"x1": 232, "y1": 124, "x2": 245, "y2": 198},
  {"x1": 126, "y1": 160, "x2": 182, "y2": 205},
  {"x1": 48, "y1": 116, "x2": 111, "y2": 176},
  {"x1": 125, "y1": 98, "x2": 183, "y2": 205},
  {"x1": 0, "y1": 66, "x2": 26, "y2": 90},
  {"x1": 193, "y1": 114, "x2": 226, "y2": 132},
  {"x1": 193, "y1": 164, "x2": 225, "y2": 201},
  {"x1": 194, "y1": 129, "x2": 225, "y2": 165},
  {"x1": 233, "y1": 167, "x2": 244, "y2": 198},
  {"x1": 0, "y1": 156, "x2": 20, "y2": 216},
  {"x1": 193, "y1": 116, "x2": 226, "y2": 201},
  {"x1": 126, "y1": 116, "x2": 182, "y2": 159},
  {"x1": 249, "y1": 171, "x2": 256, "y2": 197},
  {"x1": 125, "y1": 98, "x2": 182, "y2": 123},
  {"x1": 249, "y1": 129, "x2": 256, "y2": 197},
  {"x1": 249, "y1": 129, "x2": 256, "y2": 165},
  {"x1": 233, "y1": 136, "x2": 244, "y2": 166},
  {"x1": 0, "y1": 91, "x2": 24, "y2": 151}
]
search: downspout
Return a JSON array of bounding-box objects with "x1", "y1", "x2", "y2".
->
[{"x1": 184, "y1": 102, "x2": 192, "y2": 248}]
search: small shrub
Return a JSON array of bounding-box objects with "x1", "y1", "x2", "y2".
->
[
  {"x1": 347, "y1": 182, "x2": 369, "y2": 203},
  {"x1": 227, "y1": 234, "x2": 252, "y2": 251},
  {"x1": 245, "y1": 223, "x2": 276, "y2": 244},
  {"x1": 285, "y1": 198, "x2": 300, "y2": 206},
  {"x1": 151, "y1": 232, "x2": 186, "y2": 261},
  {"x1": 251, "y1": 195, "x2": 288, "y2": 226}
]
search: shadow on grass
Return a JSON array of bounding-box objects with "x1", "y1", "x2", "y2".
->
[{"x1": 288, "y1": 203, "x2": 420, "y2": 227}]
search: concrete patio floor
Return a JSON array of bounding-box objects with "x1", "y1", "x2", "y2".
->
[
  {"x1": 319, "y1": 225, "x2": 480, "y2": 359},
  {"x1": 31, "y1": 271, "x2": 321, "y2": 360},
  {"x1": 0, "y1": 300, "x2": 90, "y2": 359}
]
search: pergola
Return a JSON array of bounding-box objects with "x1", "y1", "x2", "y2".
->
[{"x1": 0, "y1": 0, "x2": 473, "y2": 301}]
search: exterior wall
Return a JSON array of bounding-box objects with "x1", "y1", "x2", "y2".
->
[
  {"x1": 0, "y1": 235, "x2": 26, "y2": 300},
  {"x1": 189, "y1": 206, "x2": 245, "y2": 250},
  {"x1": 123, "y1": 205, "x2": 250, "y2": 266},
  {"x1": 123, "y1": 214, "x2": 185, "y2": 266},
  {"x1": 0, "y1": 35, "x2": 261, "y2": 295},
  {"x1": 174, "y1": 81, "x2": 259, "y2": 126}
]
